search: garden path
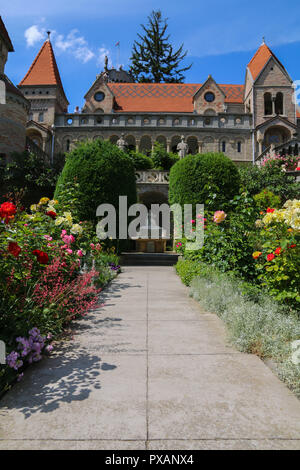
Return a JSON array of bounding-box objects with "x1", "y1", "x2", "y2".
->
[{"x1": 1, "y1": 266, "x2": 300, "y2": 450}]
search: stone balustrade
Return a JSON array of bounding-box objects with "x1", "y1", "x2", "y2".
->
[{"x1": 135, "y1": 170, "x2": 170, "y2": 184}]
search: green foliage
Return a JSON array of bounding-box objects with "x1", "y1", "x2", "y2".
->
[
  {"x1": 151, "y1": 142, "x2": 179, "y2": 170},
  {"x1": 239, "y1": 164, "x2": 299, "y2": 202},
  {"x1": 128, "y1": 151, "x2": 154, "y2": 170},
  {"x1": 54, "y1": 139, "x2": 137, "y2": 224},
  {"x1": 169, "y1": 152, "x2": 240, "y2": 211},
  {"x1": 252, "y1": 204, "x2": 300, "y2": 308},
  {"x1": 175, "y1": 258, "x2": 203, "y2": 286},
  {"x1": 0, "y1": 199, "x2": 120, "y2": 394},
  {"x1": 129, "y1": 10, "x2": 192, "y2": 83},
  {"x1": 176, "y1": 259, "x2": 300, "y2": 397},
  {"x1": 0, "y1": 151, "x2": 63, "y2": 207},
  {"x1": 253, "y1": 189, "x2": 281, "y2": 211}
]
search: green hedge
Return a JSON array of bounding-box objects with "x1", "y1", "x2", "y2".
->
[
  {"x1": 128, "y1": 151, "x2": 154, "y2": 170},
  {"x1": 169, "y1": 152, "x2": 240, "y2": 210},
  {"x1": 54, "y1": 139, "x2": 137, "y2": 224}
]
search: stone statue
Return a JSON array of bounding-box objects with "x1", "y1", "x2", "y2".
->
[
  {"x1": 104, "y1": 55, "x2": 108, "y2": 72},
  {"x1": 177, "y1": 135, "x2": 188, "y2": 159},
  {"x1": 117, "y1": 133, "x2": 126, "y2": 151}
]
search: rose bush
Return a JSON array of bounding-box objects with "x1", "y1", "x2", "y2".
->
[
  {"x1": 0, "y1": 196, "x2": 120, "y2": 394},
  {"x1": 252, "y1": 200, "x2": 300, "y2": 307}
]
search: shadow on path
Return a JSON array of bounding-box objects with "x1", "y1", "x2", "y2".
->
[{"x1": 0, "y1": 344, "x2": 116, "y2": 419}]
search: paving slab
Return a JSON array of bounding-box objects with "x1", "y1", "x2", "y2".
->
[{"x1": 0, "y1": 266, "x2": 300, "y2": 450}]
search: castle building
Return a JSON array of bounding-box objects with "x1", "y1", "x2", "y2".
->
[
  {"x1": 18, "y1": 35, "x2": 300, "y2": 164},
  {"x1": 0, "y1": 17, "x2": 29, "y2": 160}
]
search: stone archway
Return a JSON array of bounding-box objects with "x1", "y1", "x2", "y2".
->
[
  {"x1": 263, "y1": 125, "x2": 291, "y2": 150},
  {"x1": 139, "y1": 135, "x2": 152, "y2": 155},
  {"x1": 170, "y1": 135, "x2": 181, "y2": 153},
  {"x1": 26, "y1": 129, "x2": 43, "y2": 148},
  {"x1": 187, "y1": 136, "x2": 198, "y2": 155},
  {"x1": 125, "y1": 135, "x2": 136, "y2": 151},
  {"x1": 109, "y1": 135, "x2": 119, "y2": 145},
  {"x1": 156, "y1": 135, "x2": 167, "y2": 150}
]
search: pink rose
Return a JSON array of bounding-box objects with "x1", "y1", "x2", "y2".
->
[{"x1": 77, "y1": 249, "x2": 83, "y2": 257}]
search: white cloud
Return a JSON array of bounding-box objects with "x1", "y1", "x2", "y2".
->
[
  {"x1": 55, "y1": 29, "x2": 95, "y2": 63},
  {"x1": 25, "y1": 25, "x2": 46, "y2": 47}
]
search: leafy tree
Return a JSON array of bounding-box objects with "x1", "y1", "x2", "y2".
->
[
  {"x1": 130, "y1": 10, "x2": 192, "y2": 83},
  {"x1": 0, "y1": 151, "x2": 64, "y2": 207}
]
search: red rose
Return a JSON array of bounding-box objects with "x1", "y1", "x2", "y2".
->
[
  {"x1": 32, "y1": 249, "x2": 49, "y2": 264},
  {"x1": 0, "y1": 202, "x2": 17, "y2": 223},
  {"x1": 8, "y1": 242, "x2": 21, "y2": 258},
  {"x1": 46, "y1": 211, "x2": 57, "y2": 220},
  {"x1": 290, "y1": 244, "x2": 296, "y2": 249},
  {"x1": 266, "y1": 208, "x2": 275, "y2": 213},
  {"x1": 274, "y1": 247, "x2": 282, "y2": 255},
  {"x1": 267, "y1": 253, "x2": 275, "y2": 261}
]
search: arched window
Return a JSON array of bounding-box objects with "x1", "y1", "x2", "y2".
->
[
  {"x1": 237, "y1": 141, "x2": 242, "y2": 153},
  {"x1": 38, "y1": 112, "x2": 44, "y2": 122},
  {"x1": 264, "y1": 93, "x2": 272, "y2": 115},
  {"x1": 275, "y1": 92, "x2": 283, "y2": 115},
  {"x1": 66, "y1": 139, "x2": 70, "y2": 152},
  {"x1": 221, "y1": 141, "x2": 226, "y2": 152}
]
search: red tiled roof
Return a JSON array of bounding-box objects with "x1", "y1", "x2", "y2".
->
[
  {"x1": 108, "y1": 83, "x2": 244, "y2": 113},
  {"x1": 247, "y1": 43, "x2": 286, "y2": 81},
  {"x1": 0, "y1": 16, "x2": 14, "y2": 52},
  {"x1": 19, "y1": 40, "x2": 68, "y2": 102}
]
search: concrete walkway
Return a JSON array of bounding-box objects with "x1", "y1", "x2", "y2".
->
[{"x1": 1, "y1": 266, "x2": 300, "y2": 450}]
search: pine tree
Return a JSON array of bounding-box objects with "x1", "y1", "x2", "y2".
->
[{"x1": 129, "y1": 10, "x2": 192, "y2": 83}]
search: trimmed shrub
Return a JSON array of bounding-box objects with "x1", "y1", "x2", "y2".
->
[
  {"x1": 169, "y1": 152, "x2": 240, "y2": 210},
  {"x1": 253, "y1": 189, "x2": 281, "y2": 211},
  {"x1": 128, "y1": 151, "x2": 154, "y2": 170},
  {"x1": 54, "y1": 139, "x2": 137, "y2": 224}
]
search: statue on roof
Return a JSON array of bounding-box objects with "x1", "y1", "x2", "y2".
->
[{"x1": 104, "y1": 55, "x2": 108, "y2": 72}]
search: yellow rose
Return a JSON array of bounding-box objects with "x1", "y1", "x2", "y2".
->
[
  {"x1": 39, "y1": 197, "x2": 50, "y2": 205},
  {"x1": 30, "y1": 204, "x2": 38, "y2": 212},
  {"x1": 70, "y1": 224, "x2": 83, "y2": 235},
  {"x1": 55, "y1": 217, "x2": 65, "y2": 226}
]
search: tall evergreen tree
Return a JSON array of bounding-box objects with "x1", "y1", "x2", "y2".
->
[{"x1": 129, "y1": 10, "x2": 192, "y2": 83}]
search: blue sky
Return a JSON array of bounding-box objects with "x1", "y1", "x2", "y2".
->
[{"x1": 2, "y1": 0, "x2": 300, "y2": 111}]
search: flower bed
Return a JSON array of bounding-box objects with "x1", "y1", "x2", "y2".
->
[
  {"x1": 174, "y1": 194, "x2": 300, "y2": 396},
  {"x1": 0, "y1": 197, "x2": 120, "y2": 395}
]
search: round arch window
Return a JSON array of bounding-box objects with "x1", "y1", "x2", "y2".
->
[
  {"x1": 204, "y1": 92, "x2": 215, "y2": 103},
  {"x1": 94, "y1": 91, "x2": 105, "y2": 102}
]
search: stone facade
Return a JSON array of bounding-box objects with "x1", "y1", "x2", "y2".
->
[
  {"x1": 18, "y1": 39, "x2": 300, "y2": 165},
  {"x1": 0, "y1": 18, "x2": 29, "y2": 159}
]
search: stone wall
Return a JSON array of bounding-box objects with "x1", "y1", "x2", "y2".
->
[{"x1": 0, "y1": 92, "x2": 28, "y2": 157}]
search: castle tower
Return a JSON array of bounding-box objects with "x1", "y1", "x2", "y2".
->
[
  {"x1": 18, "y1": 34, "x2": 69, "y2": 153},
  {"x1": 0, "y1": 16, "x2": 29, "y2": 159},
  {"x1": 244, "y1": 41, "x2": 297, "y2": 158}
]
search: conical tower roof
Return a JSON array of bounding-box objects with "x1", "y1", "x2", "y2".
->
[{"x1": 19, "y1": 38, "x2": 68, "y2": 103}]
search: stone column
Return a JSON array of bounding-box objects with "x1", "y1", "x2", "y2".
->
[
  {"x1": 272, "y1": 96, "x2": 276, "y2": 115},
  {"x1": 135, "y1": 139, "x2": 140, "y2": 152},
  {"x1": 198, "y1": 141, "x2": 203, "y2": 154},
  {"x1": 167, "y1": 140, "x2": 171, "y2": 153}
]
